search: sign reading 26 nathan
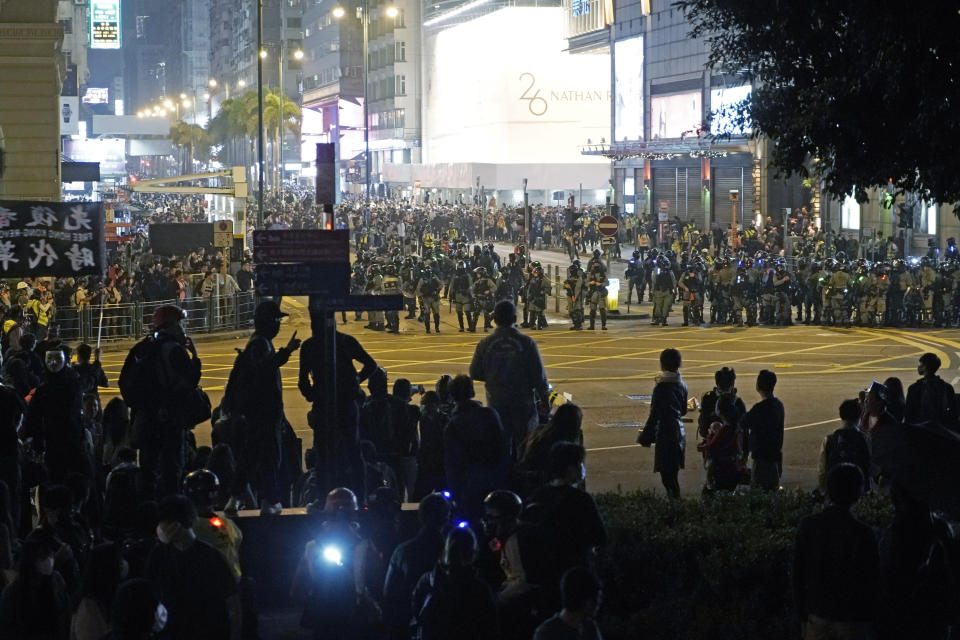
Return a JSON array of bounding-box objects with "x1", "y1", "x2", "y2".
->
[{"x1": 519, "y1": 72, "x2": 611, "y2": 117}]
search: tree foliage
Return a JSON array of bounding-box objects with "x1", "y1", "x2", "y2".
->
[{"x1": 676, "y1": 0, "x2": 960, "y2": 204}]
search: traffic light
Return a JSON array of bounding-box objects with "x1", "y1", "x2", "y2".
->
[{"x1": 897, "y1": 204, "x2": 913, "y2": 228}]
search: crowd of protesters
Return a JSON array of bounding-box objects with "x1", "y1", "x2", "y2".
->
[{"x1": 0, "y1": 189, "x2": 957, "y2": 639}]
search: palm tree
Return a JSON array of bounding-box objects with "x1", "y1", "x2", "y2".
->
[
  {"x1": 169, "y1": 120, "x2": 212, "y2": 174},
  {"x1": 242, "y1": 88, "x2": 301, "y2": 192}
]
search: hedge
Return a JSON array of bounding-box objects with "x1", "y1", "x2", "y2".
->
[{"x1": 593, "y1": 489, "x2": 893, "y2": 640}]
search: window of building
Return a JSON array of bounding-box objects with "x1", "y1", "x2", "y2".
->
[
  {"x1": 136, "y1": 16, "x2": 148, "y2": 39},
  {"x1": 841, "y1": 194, "x2": 860, "y2": 230},
  {"x1": 305, "y1": 27, "x2": 311, "y2": 37},
  {"x1": 926, "y1": 202, "x2": 938, "y2": 235},
  {"x1": 396, "y1": 75, "x2": 406, "y2": 96},
  {"x1": 59, "y1": 19, "x2": 72, "y2": 34},
  {"x1": 397, "y1": 9, "x2": 406, "y2": 27},
  {"x1": 396, "y1": 41, "x2": 405, "y2": 61},
  {"x1": 287, "y1": 17, "x2": 302, "y2": 28}
]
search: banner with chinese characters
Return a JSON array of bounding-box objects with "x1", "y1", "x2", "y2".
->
[{"x1": 0, "y1": 201, "x2": 106, "y2": 278}]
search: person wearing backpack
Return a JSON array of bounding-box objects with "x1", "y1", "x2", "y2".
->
[
  {"x1": 877, "y1": 482, "x2": 960, "y2": 640},
  {"x1": 818, "y1": 399, "x2": 872, "y2": 494},
  {"x1": 221, "y1": 301, "x2": 300, "y2": 516},
  {"x1": 411, "y1": 526, "x2": 499, "y2": 640},
  {"x1": 905, "y1": 352, "x2": 959, "y2": 431},
  {"x1": 793, "y1": 463, "x2": 879, "y2": 640},
  {"x1": 119, "y1": 305, "x2": 202, "y2": 498},
  {"x1": 443, "y1": 375, "x2": 511, "y2": 522}
]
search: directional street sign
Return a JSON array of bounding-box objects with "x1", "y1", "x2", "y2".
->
[
  {"x1": 213, "y1": 220, "x2": 233, "y2": 248},
  {"x1": 252, "y1": 229, "x2": 349, "y2": 263},
  {"x1": 308, "y1": 294, "x2": 405, "y2": 312},
  {"x1": 601, "y1": 236, "x2": 616, "y2": 245},
  {"x1": 255, "y1": 263, "x2": 350, "y2": 296},
  {"x1": 598, "y1": 215, "x2": 619, "y2": 237}
]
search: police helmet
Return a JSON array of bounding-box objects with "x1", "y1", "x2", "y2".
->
[
  {"x1": 474, "y1": 266, "x2": 488, "y2": 278},
  {"x1": 632, "y1": 250, "x2": 640, "y2": 259},
  {"x1": 567, "y1": 264, "x2": 580, "y2": 278},
  {"x1": 456, "y1": 261, "x2": 467, "y2": 273},
  {"x1": 657, "y1": 256, "x2": 671, "y2": 269},
  {"x1": 593, "y1": 249, "x2": 602, "y2": 260}
]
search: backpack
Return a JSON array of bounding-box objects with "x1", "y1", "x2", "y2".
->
[
  {"x1": 912, "y1": 517, "x2": 960, "y2": 622},
  {"x1": 826, "y1": 428, "x2": 870, "y2": 478},
  {"x1": 118, "y1": 338, "x2": 162, "y2": 411}
]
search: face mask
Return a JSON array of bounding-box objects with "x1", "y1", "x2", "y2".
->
[
  {"x1": 35, "y1": 556, "x2": 55, "y2": 577},
  {"x1": 153, "y1": 603, "x2": 168, "y2": 634},
  {"x1": 44, "y1": 351, "x2": 65, "y2": 373}
]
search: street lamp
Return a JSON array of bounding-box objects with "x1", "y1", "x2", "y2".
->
[{"x1": 332, "y1": 3, "x2": 398, "y2": 211}]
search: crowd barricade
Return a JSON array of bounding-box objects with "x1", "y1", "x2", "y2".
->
[{"x1": 57, "y1": 291, "x2": 258, "y2": 342}]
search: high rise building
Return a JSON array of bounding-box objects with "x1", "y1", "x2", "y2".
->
[{"x1": 300, "y1": 0, "x2": 420, "y2": 196}]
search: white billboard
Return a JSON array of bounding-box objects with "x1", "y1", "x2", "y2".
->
[
  {"x1": 650, "y1": 91, "x2": 702, "y2": 140},
  {"x1": 83, "y1": 87, "x2": 110, "y2": 105},
  {"x1": 614, "y1": 36, "x2": 643, "y2": 142},
  {"x1": 424, "y1": 7, "x2": 609, "y2": 165},
  {"x1": 60, "y1": 97, "x2": 80, "y2": 136},
  {"x1": 63, "y1": 139, "x2": 127, "y2": 175},
  {"x1": 710, "y1": 84, "x2": 751, "y2": 136},
  {"x1": 90, "y1": 0, "x2": 121, "y2": 49}
]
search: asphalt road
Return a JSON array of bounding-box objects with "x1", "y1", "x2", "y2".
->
[{"x1": 96, "y1": 286, "x2": 960, "y2": 497}]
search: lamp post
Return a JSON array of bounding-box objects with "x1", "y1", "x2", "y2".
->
[
  {"x1": 256, "y1": 0, "x2": 266, "y2": 228},
  {"x1": 333, "y1": 2, "x2": 397, "y2": 228}
]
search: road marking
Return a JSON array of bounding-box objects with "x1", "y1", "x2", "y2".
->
[
  {"x1": 587, "y1": 444, "x2": 642, "y2": 453},
  {"x1": 784, "y1": 418, "x2": 840, "y2": 431},
  {"x1": 952, "y1": 376, "x2": 960, "y2": 386}
]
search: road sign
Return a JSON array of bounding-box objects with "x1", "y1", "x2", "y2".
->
[
  {"x1": 213, "y1": 219, "x2": 233, "y2": 247},
  {"x1": 598, "y1": 215, "x2": 619, "y2": 237},
  {"x1": 252, "y1": 230, "x2": 349, "y2": 263},
  {"x1": 255, "y1": 263, "x2": 350, "y2": 296},
  {"x1": 658, "y1": 200, "x2": 669, "y2": 212},
  {"x1": 309, "y1": 294, "x2": 405, "y2": 312},
  {"x1": 601, "y1": 236, "x2": 616, "y2": 245}
]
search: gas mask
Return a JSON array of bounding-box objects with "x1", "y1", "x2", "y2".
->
[{"x1": 44, "y1": 350, "x2": 66, "y2": 374}]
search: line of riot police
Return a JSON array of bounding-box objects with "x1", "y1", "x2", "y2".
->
[
  {"x1": 620, "y1": 247, "x2": 960, "y2": 328},
  {"x1": 348, "y1": 241, "x2": 563, "y2": 334}
]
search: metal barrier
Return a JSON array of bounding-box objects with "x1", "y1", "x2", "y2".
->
[{"x1": 57, "y1": 292, "x2": 257, "y2": 342}]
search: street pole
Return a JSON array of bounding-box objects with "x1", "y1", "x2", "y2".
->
[
  {"x1": 363, "y1": 0, "x2": 371, "y2": 227},
  {"x1": 257, "y1": 0, "x2": 266, "y2": 228},
  {"x1": 279, "y1": 43, "x2": 284, "y2": 211}
]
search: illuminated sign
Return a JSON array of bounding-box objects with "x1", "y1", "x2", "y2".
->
[
  {"x1": 90, "y1": 0, "x2": 121, "y2": 50},
  {"x1": 650, "y1": 91, "x2": 702, "y2": 140},
  {"x1": 614, "y1": 36, "x2": 643, "y2": 141},
  {"x1": 572, "y1": 0, "x2": 590, "y2": 16},
  {"x1": 710, "y1": 84, "x2": 751, "y2": 136},
  {"x1": 83, "y1": 87, "x2": 109, "y2": 105}
]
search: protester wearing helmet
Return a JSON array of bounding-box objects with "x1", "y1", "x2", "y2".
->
[
  {"x1": 564, "y1": 261, "x2": 586, "y2": 330},
  {"x1": 184, "y1": 470, "x2": 244, "y2": 582},
  {"x1": 118, "y1": 304, "x2": 202, "y2": 498}
]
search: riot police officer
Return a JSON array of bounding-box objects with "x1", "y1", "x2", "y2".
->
[
  {"x1": 625, "y1": 250, "x2": 644, "y2": 304},
  {"x1": 416, "y1": 266, "x2": 443, "y2": 334},
  {"x1": 678, "y1": 263, "x2": 704, "y2": 326},
  {"x1": 471, "y1": 267, "x2": 497, "y2": 332},
  {"x1": 564, "y1": 261, "x2": 586, "y2": 330},
  {"x1": 450, "y1": 262, "x2": 474, "y2": 332},
  {"x1": 381, "y1": 264, "x2": 403, "y2": 333},
  {"x1": 773, "y1": 263, "x2": 792, "y2": 326},
  {"x1": 526, "y1": 264, "x2": 552, "y2": 330},
  {"x1": 364, "y1": 263, "x2": 385, "y2": 331},
  {"x1": 585, "y1": 251, "x2": 608, "y2": 330},
  {"x1": 651, "y1": 255, "x2": 677, "y2": 326}
]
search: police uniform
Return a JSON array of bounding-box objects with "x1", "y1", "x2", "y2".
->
[
  {"x1": 586, "y1": 258, "x2": 608, "y2": 330},
  {"x1": 564, "y1": 264, "x2": 586, "y2": 330},
  {"x1": 471, "y1": 270, "x2": 497, "y2": 331},
  {"x1": 416, "y1": 270, "x2": 443, "y2": 333},
  {"x1": 651, "y1": 258, "x2": 677, "y2": 326},
  {"x1": 625, "y1": 252, "x2": 644, "y2": 304},
  {"x1": 381, "y1": 267, "x2": 403, "y2": 333},
  {"x1": 450, "y1": 267, "x2": 474, "y2": 332},
  {"x1": 863, "y1": 268, "x2": 890, "y2": 327},
  {"x1": 526, "y1": 269, "x2": 552, "y2": 330},
  {"x1": 678, "y1": 268, "x2": 704, "y2": 326},
  {"x1": 364, "y1": 266, "x2": 385, "y2": 330}
]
